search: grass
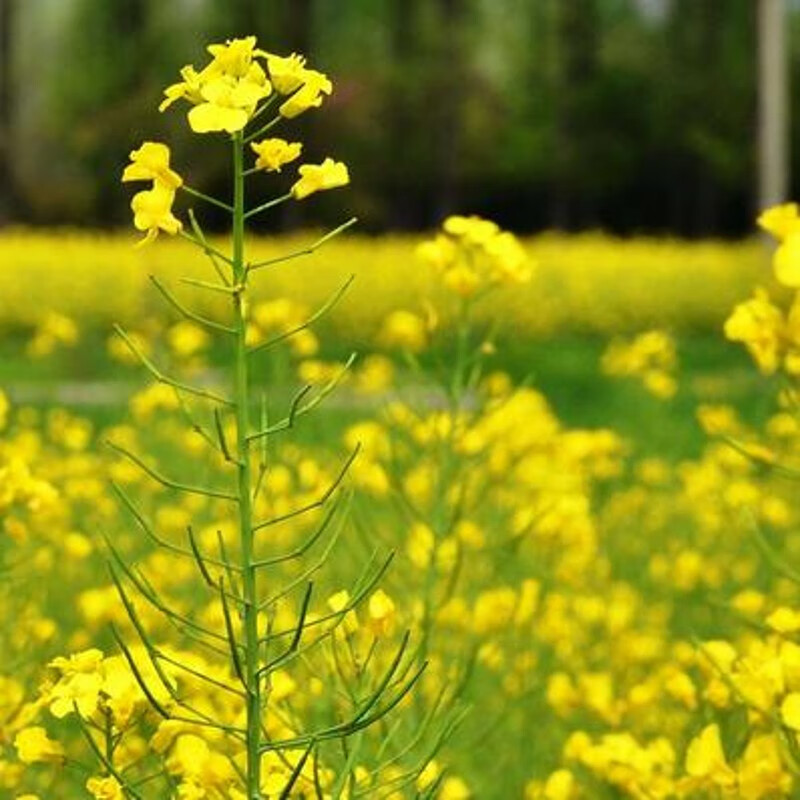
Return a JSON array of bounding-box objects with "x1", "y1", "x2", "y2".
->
[{"x1": 2, "y1": 331, "x2": 775, "y2": 462}]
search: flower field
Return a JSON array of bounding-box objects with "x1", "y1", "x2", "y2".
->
[
  {"x1": 6, "y1": 33, "x2": 800, "y2": 800},
  {"x1": 0, "y1": 230, "x2": 769, "y2": 340},
  {"x1": 3, "y1": 217, "x2": 800, "y2": 799}
]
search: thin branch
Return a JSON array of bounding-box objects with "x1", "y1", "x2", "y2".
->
[
  {"x1": 248, "y1": 354, "x2": 357, "y2": 443},
  {"x1": 180, "y1": 276, "x2": 240, "y2": 295},
  {"x1": 108, "y1": 442, "x2": 237, "y2": 502},
  {"x1": 219, "y1": 579, "x2": 247, "y2": 689},
  {"x1": 243, "y1": 192, "x2": 292, "y2": 221},
  {"x1": 214, "y1": 407, "x2": 237, "y2": 464},
  {"x1": 113, "y1": 324, "x2": 233, "y2": 406},
  {"x1": 252, "y1": 490, "x2": 346, "y2": 568},
  {"x1": 248, "y1": 218, "x2": 358, "y2": 273},
  {"x1": 181, "y1": 184, "x2": 233, "y2": 213},
  {"x1": 188, "y1": 209, "x2": 231, "y2": 286},
  {"x1": 110, "y1": 481, "x2": 240, "y2": 571},
  {"x1": 248, "y1": 275, "x2": 354, "y2": 355},
  {"x1": 244, "y1": 114, "x2": 281, "y2": 144},
  {"x1": 179, "y1": 228, "x2": 234, "y2": 266},
  {"x1": 254, "y1": 446, "x2": 359, "y2": 532},
  {"x1": 149, "y1": 275, "x2": 235, "y2": 334}
]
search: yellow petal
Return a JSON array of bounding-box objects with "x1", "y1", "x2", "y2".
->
[
  {"x1": 782, "y1": 693, "x2": 800, "y2": 730},
  {"x1": 774, "y1": 234, "x2": 800, "y2": 288},
  {"x1": 188, "y1": 103, "x2": 248, "y2": 134}
]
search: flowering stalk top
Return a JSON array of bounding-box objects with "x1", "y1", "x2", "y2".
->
[
  {"x1": 160, "y1": 37, "x2": 334, "y2": 134},
  {"x1": 122, "y1": 37, "x2": 351, "y2": 246}
]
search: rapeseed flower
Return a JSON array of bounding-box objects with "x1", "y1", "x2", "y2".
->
[
  {"x1": 250, "y1": 137, "x2": 302, "y2": 172},
  {"x1": 758, "y1": 202, "x2": 800, "y2": 286},
  {"x1": 291, "y1": 158, "x2": 350, "y2": 200},
  {"x1": 14, "y1": 727, "x2": 65, "y2": 765}
]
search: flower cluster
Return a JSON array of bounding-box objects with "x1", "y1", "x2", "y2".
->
[
  {"x1": 121, "y1": 142, "x2": 183, "y2": 246},
  {"x1": 121, "y1": 37, "x2": 349, "y2": 246},
  {"x1": 417, "y1": 215, "x2": 531, "y2": 297},
  {"x1": 601, "y1": 329, "x2": 678, "y2": 398},
  {"x1": 159, "y1": 38, "x2": 332, "y2": 133}
]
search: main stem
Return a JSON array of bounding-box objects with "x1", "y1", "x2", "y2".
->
[{"x1": 232, "y1": 132, "x2": 262, "y2": 798}]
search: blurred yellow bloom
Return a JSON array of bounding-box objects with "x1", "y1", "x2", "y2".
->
[
  {"x1": 379, "y1": 309, "x2": 428, "y2": 353},
  {"x1": 684, "y1": 724, "x2": 736, "y2": 789},
  {"x1": 167, "y1": 320, "x2": 210, "y2": 358},
  {"x1": 367, "y1": 589, "x2": 397, "y2": 637},
  {"x1": 724, "y1": 288, "x2": 783, "y2": 374},
  {"x1": 758, "y1": 203, "x2": 800, "y2": 287},
  {"x1": 130, "y1": 183, "x2": 182, "y2": 245},
  {"x1": 251, "y1": 137, "x2": 302, "y2": 172},
  {"x1": 327, "y1": 589, "x2": 359, "y2": 635},
  {"x1": 758, "y1": 202, "x2": 800, "y2": 240},
  {"x1": 279, "y1": 69, "x2": 333, "y2": 118},
  {"x1": 265, "y1": 53, "x2": 308, "y2": 94},
  {"x1": 781, "y1": 693, "x2": 800, "y2": 729},
  {"x1": 291, "y1": 158, "x2": 350, "y2": 200},
  {"x1": 86, "y1": 776, "x2": 124, "y2": 800},
  {"x1": 440, "y1": 776, "x2": 471, "y2": 799},
  {"x1": 766, "y1": 606, "x2": 800, "y2": 633},
  {"x1": 14, "y1": 727, "x2": 65, "y2": 764},
  {"x1": 774, "y1": 234, "x2": 800, "y2": 288},
  {"x1": 122, "y1": 141, "x2": 182, "y2": 190}
]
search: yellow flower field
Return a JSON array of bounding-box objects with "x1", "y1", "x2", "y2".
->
[
  {"x1": 5, "y1": 31, "x2": 800, "y2": 800},
  {"x1": 0, "y1": 229, "x2": 769, "y2": 337}
]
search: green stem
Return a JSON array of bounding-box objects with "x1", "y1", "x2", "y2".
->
[
  {"x1": 181, "y1": 184, "x2": 233, "y2": 213},
  {"x1": 232, "y1": 131, "x2": 262, "y2": 799}
]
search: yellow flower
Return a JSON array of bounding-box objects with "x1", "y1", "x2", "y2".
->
[
  {"x1": 265, "y1": 53, "x2": 308, "y2": 94},
  {"x1": 291, "y1": 158, "x2": 349, "y2": 200},
  {"x1": 168, "y1": 321, "x2": 210, "y2": 358},
  {"x1": 206, "y1": 36, "x2": 266, "y2": 77},
  {"x1": 766, "y1": 606, "x2": 800, "y2": 633},
  {"x1": 160, "y1": 37, "x2": 271, "y2": 133},
  {"x1": 279, "y1": 69, "x2": 333, "y2": 118},
  {"x1": 416, "y1": 760, "x2": 441, "y2": 791},
  {"x1": 407, "y1": 522, "x2": 435, "y2": 569},
  {"x1": 684, "y1": 724, "x2": 736, "y2": 788},
  {"x1": 187, "y1": 70, "x2": 270, "y2": 133},
  {"x1": 14, "y1": 727, "x2": 65, "y2": 764},
  {"x1": 251, "y1": 138, "x2": 302, "y2": 172},
  {"x1": 86, "y1": 776, "x2": 124, "y2": 800},
  {"x1": 738, "y1": 734, "x2": 791, "y2": 799},
  {"x1": 159, "y1": 65, "x2": 205, "y2": 112},
  {"x1": 122, "y1": 141, "x2": 182, "y2": 189},
  {"x1": 327, "y1": 590, "x2": 359, "y2": 635},
  {"x1": 542, "y1": 770, "x2": 577, "y2": 800},
  {"x1": 379, "y1": 310, "x2": 428, "y2": 353},
  {"x1": 781, "y1": 692, "x2": 800, "y2": 729},
  {"x1": 774, "y1": 233, "x2": 800, "y2": 288},
  {"x1": 440, "y1": 776, "x2": 471, "y2": 799},
  {"x1": 130, "y1": 183, "x2": 182, "y2": 245},
  {"x1": 367, "y1": 590, "x2": 397, "y2": 637},
  {"x1": 723, "y1": 288, "x2": 783, "y2": 374},
  {"x1": 757, "y1": 202, "x2": 800, "y2": 240}
]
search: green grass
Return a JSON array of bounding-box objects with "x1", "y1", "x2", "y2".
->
[{"x1": 1, "y1": 331, "x2": 775, "y2": 461}]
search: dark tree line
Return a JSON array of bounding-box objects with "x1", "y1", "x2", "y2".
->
[{"x1": 0, "y1": 0, "x2": 793, "y2": 236}]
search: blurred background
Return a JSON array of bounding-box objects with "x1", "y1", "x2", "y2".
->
[{"x1": 1, "y1": 0, "x2": 799, "y2": 235}]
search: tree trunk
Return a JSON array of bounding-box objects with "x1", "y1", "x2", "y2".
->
[
  {"x1": 0, "y1": 0, "x2": 16, "y2": 224},
  {"x1": 552, "y1": 0, "x2": 599, "y2": 229},
  {"x1": 757, "y1": 0, "x2": 789, "y2": 212},
  {"x1": 432, "y1": 0, "x2": 469, "y2": 221}
]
